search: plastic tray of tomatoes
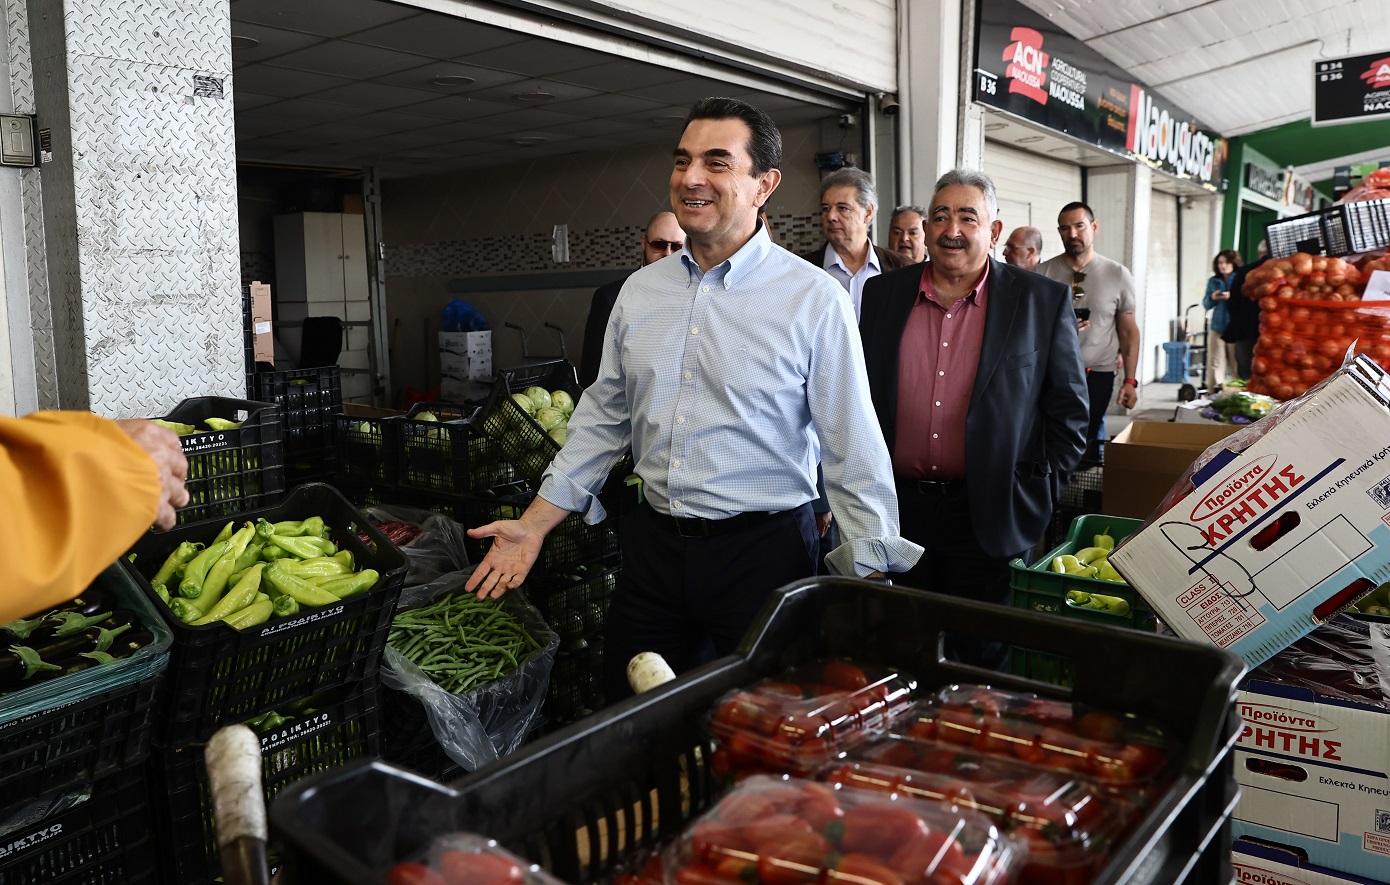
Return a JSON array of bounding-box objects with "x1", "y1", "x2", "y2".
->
[
  {"x1": 665, "y1": 773, "x2": 1022, "y2": 885},
  {"x1": 385, "y1": 832, "x2": 566, "y2": 885},
  {"x1": 900, "y1": 685, "x2": 1172, "y2": 797},
  {"x1": 824, "y1": 733, "x2": 1143, "y2": 884},
  {"x1": 708, "y1": 659, "x2": 916, "y2": 778}
]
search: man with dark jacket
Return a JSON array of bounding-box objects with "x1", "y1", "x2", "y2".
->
[
  {"x1": 859, "y1": 168, "x2": 1089, "y2": 668},
  {"x1": 799, "y1": 167, "x2": 906, "y2": 319},
  {"x1": 578, "y1": 211, "x2": 684, "y2": 388}
]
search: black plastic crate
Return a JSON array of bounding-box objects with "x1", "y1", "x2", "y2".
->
[
  {"x1": 159, "y1": 397, "x2": 285, "y2": 525},
  {"x1": 458, "y1": 493, "x2": 618, "y2": 584},
  {"x1": 271, "y1": 577, "x2": 1245, "y2": 885},
  {"x1": 0, "y1": 766, "x2": 155, "y2": 884},
  {"x1": 336, "y1": 413, "x2": 399, "y2": 486},
  {"x1": 543, "y1": 635, "x2": 604, "y2": 727},
  {"x1": 252, "y1": 366, "x2": 342, "y2": 456},
  {"x1": 122, "y1": 483, "x2": 406, "y2": 746},
  {"x1": 396, "y1": 402, "x2": 522, "y2": 495},
  {"x1": 480, "y1": 361, "x2": 580, "y2": 484},
  {"x1": 1265, "y1": 198, "x2": 1390, "y2": 258},
  {"x1": 0, "y1": 565, "x2": 171, "y2": 820},
  {"x1": 148, "y1": 681, "x2": 379, "y2": 885},
  {"x1": 380, "y1": 682, "x2": 463, "y2": 785},
  {"x1": 530, "y1": 566, "x2": 619, "y2": 641}
]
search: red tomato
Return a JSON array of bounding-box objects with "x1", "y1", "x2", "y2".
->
[
  {"x1": 889, "y1": 831, "x2": 970, "y2": 885},
  {"x1": 717, "y1": 791, "x2": 779, "y2": 826},
  {"x1": 1092, "y1": 742, "x2": 1167, "y2": 783},
  {"x1": 690, "y1": 821, "x2": 753, "y2": 865},
  {"x1": 906, "y1": 715, "x2": 939, "y2": 741},
  {"x1": 673, "y1": 863, "x2": 744, "y2": 885},
  {"x1": 724, "y1": 730, "x2": 766, "y2": 768},
  {"x1": 828, "y1": 853, "x2": 907, "y2": 885},
  {"x1": 713, "y1": 855, "x2": 759, "y2": 882},
  {"x1": 388, "y1": 862, "x2": 448, "y2": 885},
  {"x1": 1037, "y1": 727, "x2": 1093, "y2": 773},
  {"x1": 756, "y1": 681, "x2": 807, "y2": 699},
  {"x1": 797, "y1": 783, "x2": 846, "y2": 831},
  {"x1": 743, "y1": 815, "x2": 816, "y2": 849},
  {"x1": 839, "y1": 803, "x2": 930, "y2": 856},
  {"x1": 1074, "y1": 711, "x2": 1125, "y2": 742},
  {"x1": 437, "y1": 851, "x2": 523, "y2": 885},
  {"x1": 755, "y1": 832, "x2": 833, "y2": 885},
  {"x1": 715, "y1": 693, "x2": 778, "y2": 736},
  {"x1": 822, "y1": 660, "x2": 871, "y2": 691},
  {"x1": 934, "y1": 708, "x2": 980, "y2": 747}
]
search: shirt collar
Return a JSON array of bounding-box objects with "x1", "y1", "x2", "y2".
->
[
  {"x1": 680, "y1": 220, "x2": 773, "y2": 288},
  {"x1": 826, "y1": 241, "x2": 879, "y2": 275},
  {"x1": 917, "y1": 259, "x2": 990, "y2": 307}
]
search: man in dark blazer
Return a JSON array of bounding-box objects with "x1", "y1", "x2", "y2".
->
[
  {"x1": 859, "y1": 168, "x2": 1089, "y2": 668},
  {"x1": 578, "y1": 211, "x2": 684, "y2": 388},
  {"x1": 798, "y1": 167, "x2": 907, "y2": 320}
]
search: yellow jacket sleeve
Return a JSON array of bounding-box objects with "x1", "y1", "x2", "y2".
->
[{"x1": 1, "y1": 411, "x2": 162, "y2": 622}]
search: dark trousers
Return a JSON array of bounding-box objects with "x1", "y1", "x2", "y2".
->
[
  {"x1": 894, "y1": 479, "x2": 1023, "y2": 671},
  {"x1": 1232, "y1": 338, "x2": 1255, "y2": 380},
  {"x1": 1083, "y1": 369, "x2": 1114, "y2": 465},
  {"x1": 602, "y1": 502, "x2": 818, "y2": 702}
]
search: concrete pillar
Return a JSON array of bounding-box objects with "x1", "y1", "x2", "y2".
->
[
  {"x1": 899, "y1": 0, "x2": 962, "y2": 203},
  {"x1": 1086, "y1": 162, "x2": 1158, "y2": 390},
  {"x1": 26, "y1": 0, "x2": 240, "y2": 417}
]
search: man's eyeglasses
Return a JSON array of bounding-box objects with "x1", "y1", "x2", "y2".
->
[
  {"x1": 647, "y1": 240, "x2": 684, "y2": 253},
  {"x1": 1072, "y1": 270, "x2": 1086, "y2": 298}
]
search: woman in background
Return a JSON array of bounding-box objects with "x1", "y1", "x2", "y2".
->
[{"x1": 1203, "y1": 249, "x2": 1241, "y2": 389}]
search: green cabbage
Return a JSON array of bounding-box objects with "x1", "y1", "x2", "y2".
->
[
  {"x1": 551, "y1": 390, "x2": 575, "y2": 415},
  {"x1": 524, "y1": 386, "x2": 553, "y2": 411}
]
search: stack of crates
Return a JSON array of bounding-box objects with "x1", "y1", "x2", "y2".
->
[
  {"x1": 155, "y1": 397, "x2": 286, "y2": 525},
  {"x1": 0, "y1": 565, "x2": 172, "y2": 884},
  {"x1": 121, "y1": 484, "x2": 406, "y2": 885},
  {"x1": 1008, "y1": 514, "x2": 1151, "y2": 686},
  {"x1": 252, "y1": 366, "x2": 343, "y2": 486}
]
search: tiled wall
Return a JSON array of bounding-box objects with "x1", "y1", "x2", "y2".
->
[{"x1": 381, "y1": 120, "x2": 835, "y2": 397}]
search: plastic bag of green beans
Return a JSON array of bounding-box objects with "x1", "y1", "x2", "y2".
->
[{"x1": 380, "y1": 569, "x2": 559, "y2": 772}]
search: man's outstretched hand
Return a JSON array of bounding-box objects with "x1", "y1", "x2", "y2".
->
[{"x1": 464, "y1": 496, "x2": 574, "y2": 599}]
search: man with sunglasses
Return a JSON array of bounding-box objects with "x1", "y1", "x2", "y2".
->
[
  {"x1": 1037, "y1": 202, "x2": 1140, "y2": 467},
  {"x1": 579, "y1": 211, "x2": 686, "y2": 388}
]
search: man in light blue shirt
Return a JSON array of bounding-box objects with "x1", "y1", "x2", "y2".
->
[{"x1": 466, "y1": 97, "x2": 920, "y2": 695}]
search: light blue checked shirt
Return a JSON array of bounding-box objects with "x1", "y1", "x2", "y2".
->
[{"x1": 539, "y1": 224, "x2": 922, "y2": 577}]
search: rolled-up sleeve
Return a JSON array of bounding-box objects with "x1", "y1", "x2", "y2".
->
[
  {"x1": 1, "y1": 411, "x2": 161, "y2": 621},
  {"x1": 808, "y1": 292, "x2": 925, "y2": 576}
]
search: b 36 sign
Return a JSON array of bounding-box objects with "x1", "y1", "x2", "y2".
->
[{"x1": 1313, "y1": 51, "x2": 1390, "y2": 126}]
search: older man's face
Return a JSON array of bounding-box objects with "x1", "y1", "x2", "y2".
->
[
  {"x1": 888, "y1": 211, "x2": 926, "y2": 263},
  {"x1": 925, "y1": 184, "x2": 1001, "y2": 278},
  {"x1": 1002, "y1": 231, "x2": 1037, "y2": 269},
  {"x1": 820, "y1": 185, "x2": 872, "y2": 253},
  {"x1": 641, "y1": 214, "x2": 685, "y2": 265}
]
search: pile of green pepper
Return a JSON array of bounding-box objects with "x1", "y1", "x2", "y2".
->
[
  {"x1": 146, "y1": 516, "x2": 379, "y2": 631},
  {"x1": 388, "y1": 593, "x2": 540, "y2": 694}
]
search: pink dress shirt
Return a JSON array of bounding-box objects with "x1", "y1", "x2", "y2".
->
[{"x1": 892, "y1": 262, "x2": 990, "y2": 480}]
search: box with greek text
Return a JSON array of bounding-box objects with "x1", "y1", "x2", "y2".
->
[
  {"x1": 1110, "y1": 356, "x2": 1390, "y2": 669},
  {"x1": 1231, "y1": 676, "x2": 1390, "y2": 881},
  {"x1": 1232, "y1": 838, "x2": 1385, "y2": 884}
]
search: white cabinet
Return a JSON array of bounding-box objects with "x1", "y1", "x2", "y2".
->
[{"x1": 274, "y1": 212, "x2": 374, "y2": 399}]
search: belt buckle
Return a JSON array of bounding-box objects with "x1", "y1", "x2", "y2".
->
[{"x1": 674, "y1": 517, "x2": 711, "y2": 539}]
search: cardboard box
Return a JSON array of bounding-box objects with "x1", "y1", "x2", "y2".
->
[
  {"x1": 1232, "y1": 839, "x2": 1385, "y2": 884},
  {"x1": 1231, "y1": 676, "x2": 1390, "y2": 881},
  {"x1": 439, "y1": 331, "x2": 492, "y2": 382},
  {"x1": 1104, "y1": 420, "x2": 1243, "y2": 518},
  {"x1": 249, "y1": 281, "x2": 273, "y2": 363},
  {"x1": 1110, "y1": 357, "x2": 1390, "y2": 669}
]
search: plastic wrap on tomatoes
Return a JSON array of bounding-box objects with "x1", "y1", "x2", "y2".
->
[
  {"x1": 824, "y1": 734, "x2": 1143, "y2": 883},
  {"x1": 708, "y1": 660, "x2": 917, "y2": 777},
  {"x1": 386, "y1": 833, "x2": 558, "y2": 885},
  {"x1": 665, "y1": 774, "x2": 1022, "y2": 885},
  {"x1": 899, "y1": 685, "x2": 1172, "y2": 794}
]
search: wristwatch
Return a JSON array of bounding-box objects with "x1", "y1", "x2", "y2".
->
[{"x1": 1123, "y1": 378, "x2": 1139, "y2": 386}]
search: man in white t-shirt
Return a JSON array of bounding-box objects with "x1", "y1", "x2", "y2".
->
[{"x1": 1037, "y1": 202, "x2": 1140, "y2": 466}]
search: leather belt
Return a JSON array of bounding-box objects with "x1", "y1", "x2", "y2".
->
[
  {"x1": 645, "y1": 503, "x2": 781, "y2": 538},
  {"x1": 899, "y1": 478, "x2": 967, "y2": 497}
]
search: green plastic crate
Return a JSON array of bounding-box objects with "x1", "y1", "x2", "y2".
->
[{"x1": 1008, "y1": 514, "x2": 1151, "y2": 685}]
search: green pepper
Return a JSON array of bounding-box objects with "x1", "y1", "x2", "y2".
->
[
  {"x1": 232, "y1": 540, "x2": 265, "y2": 574},
  {"x1": 177, "y1": 540, "x2": 231, "y2": 599},
  {"x1": 204, "y1": 417, "x2": 243, "y2": 431},
  {"x1": 1094, "y1": 527, "x2": 1115, "y2": 551},
  {"x1": 263, "y1": 562, "x2": 341, "y2": 607},
  {"x1": 192, "y1": 563, "x2": 265, "y2": 625},
  {"x1": 199, "y1": 524, "x2": 258, "y2": 607},
  {"x1": 316, "y1": 569, "x2": 379, "y2": 600},
  {"x1": 1074, "y1": 546, "x2": 1110, "y2": 565},
  {"x1": 150, "y1": 541, "x2": 204, "y2": 593},
  {"x1": 267, "y1": 516, "x2": 327, "y2": 538},
  {"x1": 261, "y1": 544, "x2": 293, "y2": 562},
  {"x1": 268, "y1": 534, "x2": 335, "y2": 559},
  {"x1": 278, "y1": 555, "x2": 352, "y2": 579},
  {"x1": 271, "y1": 595, "x2": 300, "y2": 618},
  {"x1": 224, "y1": 599, "x2": 275, "y2": 631},
  {"x1": 212, "y1": 521, "x2": 236, "y2": 545}
]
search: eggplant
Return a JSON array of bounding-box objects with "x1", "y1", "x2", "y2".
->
[
  {"x1": 0, "y1": 615, "x2": 137, "y2": 690},
  {"x1": 1, "y1": 610, "x2": 116, "y2": 649},
  {"x1": 0, "y1": 587, "x2": 113, "y2": 644}
]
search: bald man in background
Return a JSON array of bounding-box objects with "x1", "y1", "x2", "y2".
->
[
  {"x1": 1002, "y1": 226, "x2": 1043, "y2": 270},
  {"x1": 579, "y1": 211, "x2": 686, "y2": 388}
]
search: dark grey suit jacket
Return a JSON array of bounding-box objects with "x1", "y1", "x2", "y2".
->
[
  {"x1": 798, "y1": 242, "x2": 909, "y2": 274},
  {"x1": 579, "y1": 273, "x2": 632, "y2": 390},
  {"x1": 859, "y1": 258, "x2": 1089, "y2": 557}
]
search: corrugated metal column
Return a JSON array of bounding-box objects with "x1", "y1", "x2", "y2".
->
[
  {"x1": 898, "y1": 0, "x2": 975, "y2": 203},
  {"x1": 26, "y1": 0, "x2": 240, "y2": 417},
  {"x1": 3, "y1": 0, "x2": 50, "y2": 415}
]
